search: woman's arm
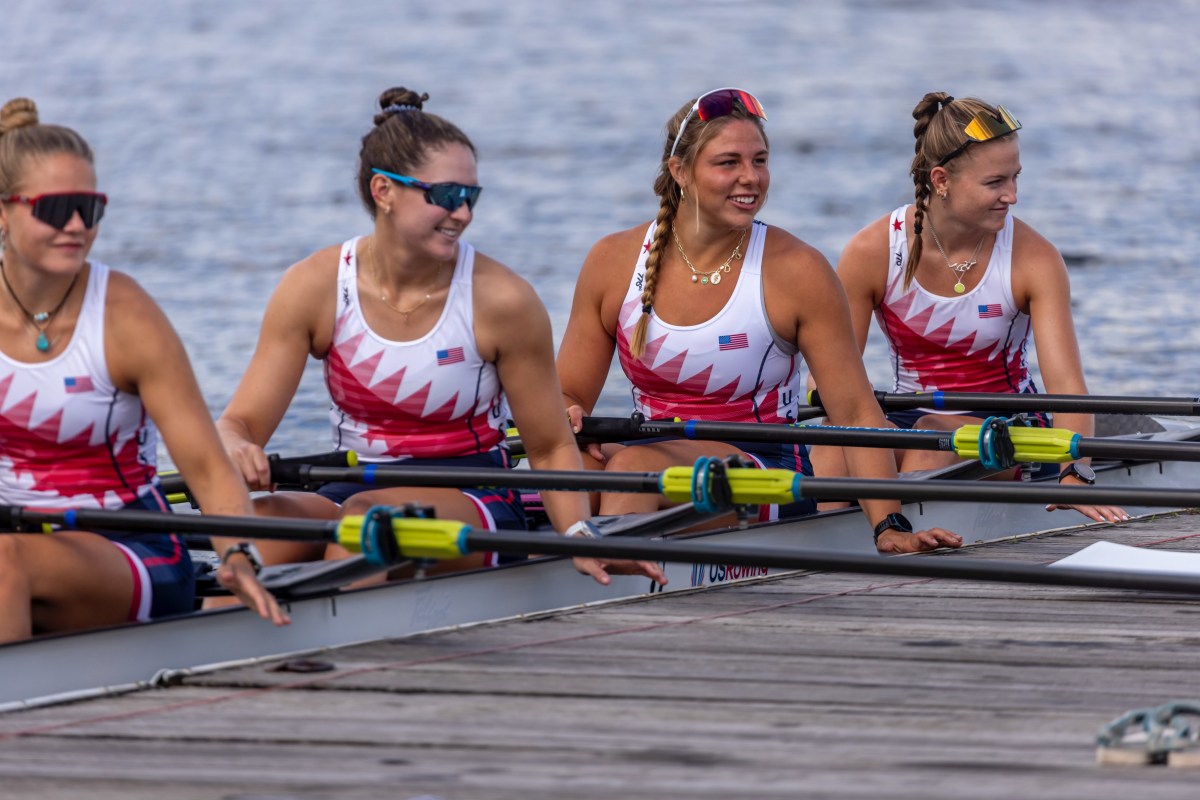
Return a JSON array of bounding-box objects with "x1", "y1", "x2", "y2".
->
[
  {"x1": 556, "y1": 229, "x2": 641, "y2": 432},
  {"x1": 1014, "y1": 222, "x2": 1128, "y2": 522},
  {"x1": 216, "y1": 249, "x2": 338, "y2": 489},
  {"x1": 105, "y1": 272, "x2": 288, "y2": 624},
  {"x1": 475, "y1": 255, "x2": 666, "y2": 585},
  {"x1": 765, "y1": 229, "x2": 962, "y2": 553}
]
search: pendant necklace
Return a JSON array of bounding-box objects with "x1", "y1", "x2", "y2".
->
[
  {"x1": 369, "y1": 238, "x2": 445, "y2": 322},
  {"x1": 672, "y1": 227, "x2": 748, "y2": 286},
  {"x1": 926, "y1": 217, "x2": 987, "y2": 294},
  {"x1": 0, "y1": 262, "x2": 80, "y2": 352}
]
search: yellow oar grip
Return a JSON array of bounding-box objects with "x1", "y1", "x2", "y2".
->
[
  {"x1": 953, "y1": 425, "x2": 1080, "y2": 463},
  {"x1": 659, "y1": 466, "x2": 801, "y2": 505},
  {"x1": 335, "y1": 516, "x2": 469, "y2": 560}
]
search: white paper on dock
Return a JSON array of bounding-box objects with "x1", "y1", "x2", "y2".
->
[{"x1": 1050, "y1": 541, "x2": 1200, "y2": 576}]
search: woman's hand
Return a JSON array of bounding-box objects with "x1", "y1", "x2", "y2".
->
[
  {"x1": 566, "y1": 404, "x2": 606, "y2": 463},
  {"x1": 215, "y1": 554, "x2": 291, "y2": 626},
  {"x1": 219, "y1": 429, "x2": 274, "y2": 491},
  {"x1": 572, "y1": 556, "x2": 668, "y2": 586},
  {"x1": 875, "y1": 527, "x2": 963, "y2": 554}
]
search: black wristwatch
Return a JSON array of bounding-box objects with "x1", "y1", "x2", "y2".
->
[
  {"x1": 872, "y1": 512, "x2": 913, "y2": 544},
  {"x1": 1058, "y1": 462, "x2": 1096, "y2": 485},
  {"x1": 222, "y1": 542, "x2": 264, "y2": 574}
]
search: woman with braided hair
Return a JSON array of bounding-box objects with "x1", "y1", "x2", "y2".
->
[
  {"x1": 558, "y1": 88, "x2": 960, "y2": 553},
  {"x1": 809, "y1": 92, "x2": 1127, "y2": 524}
]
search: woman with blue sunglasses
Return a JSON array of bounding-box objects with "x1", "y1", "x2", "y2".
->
[
  {"x1": 557, "y1": 88, "x2": 961, "y2": 553},
  {"x1": 212, "y1": 87, "x2": 665, "y2": 588},
  {"x1": 0, "y1": 97, "x2": 287, "y2": 640},
  {"x1": 809, "y1": 92, "x2": 1127, "y2": 524}
]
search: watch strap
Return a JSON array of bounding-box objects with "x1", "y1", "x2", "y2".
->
[{"x1": 872, "y1": 512, "x2": 913, "y2": 544}]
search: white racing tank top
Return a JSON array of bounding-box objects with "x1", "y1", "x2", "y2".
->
[
  {"x1": 875, "y1": 206, "x2": 1035, "y2": 407},
  {"x1": 324, "y1": 237, "x2": 508, "y2": 461},
  {"x1": 615, "y1": 220, "x2": 803, "y2": 423},
  {"x1": 0, "y1": 262, "x2": 159, "y2": 508}
]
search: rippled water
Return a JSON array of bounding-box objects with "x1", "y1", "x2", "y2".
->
[{"x1": 4, "y1": 0, "x2": 1199, "y2": 459}]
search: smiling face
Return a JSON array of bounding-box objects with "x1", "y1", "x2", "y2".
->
[
  {"x1": 0, "y1": 151, "x2": 98, "y2": 276},
  {"x1": 370, "y1": 142, "x2": 479, "y2": 263},
  {"x1": 675, "y1": 118, "x2": 769, "y2": 231},
  {"x1": 935, "y1": 136, "x2": 1021, "y2": 232}
]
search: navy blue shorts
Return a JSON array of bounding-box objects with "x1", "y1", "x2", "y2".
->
[
  {"x1": 103, "y1": 487, "x2": 195, "y2": 621},
  {"x1": 316, "y1": 451, "x2": 527, "y2": 565}
]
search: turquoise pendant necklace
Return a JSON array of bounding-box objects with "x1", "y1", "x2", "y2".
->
[{"x1": 0, "y1": 262, "x2": 80, "y2": 353}]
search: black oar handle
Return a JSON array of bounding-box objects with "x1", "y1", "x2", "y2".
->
[
  {"x1": 159, "y1": 450, "x2": 357, "y2": 501},
  {"x1": 466, "y1": 531, "x2": 1200, "y2": 595}
]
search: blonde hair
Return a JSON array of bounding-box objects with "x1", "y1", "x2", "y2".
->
[
  {"x1": 905, "y1": 92, "x2": 1005, "y2": 289},
  {"x1": 628, "y1": 95, "x2": 768, "y2": 358},
  {"x1": 0, "y1": 98, "x2": 94, "y2": 196}
]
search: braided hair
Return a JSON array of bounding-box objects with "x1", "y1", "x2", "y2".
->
[
  {"x1": 628, "y1": 95, "x2": 768, "y2": 358},
  {"x1": 905, "y1": 92, "x2": 1004, "y2": 289}
]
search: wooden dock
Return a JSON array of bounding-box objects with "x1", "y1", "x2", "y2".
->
[{"x1": 1, "y1": 515, "x2": 1199, "y2": 799}]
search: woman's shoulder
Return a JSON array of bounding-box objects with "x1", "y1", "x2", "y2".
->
[
  {"x1": 757, "y1": 222, "x2": 833, "y2": 274},
  {"x1": 585, "y1": 222, "x2": 654, "y2": 262}
]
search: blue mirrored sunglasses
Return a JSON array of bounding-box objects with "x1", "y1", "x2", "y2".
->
[{"x1": 371, "y1": 168, "x2": 482, "y2": 212}]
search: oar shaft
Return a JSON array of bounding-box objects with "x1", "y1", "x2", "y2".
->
[
  {"x1": 864, "y1": 391, "x2": 1200, "y2": 416},
  {"x1": 579, "y1": 417, "x2": 953, "y2": 451},
  {"x1": 796, "y1": 477, "x2": 1200, "y2": 507},
  {"x1": 460, "y1": 531, "x2": 1200, "y2": 595},
  {"x1": 300, "y1": 465, "x2": 663, "y2": 494},
  {"x1": 1, "y1": 506, "x2": 340, "y2": 542},
  {"x1": 1074, "y1": 438, "x2": 1200, "y2": 463}
]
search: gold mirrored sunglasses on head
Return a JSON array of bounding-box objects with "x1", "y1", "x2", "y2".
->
[{"x1": 936, "y1": 105, "x2": 1021, "y2": 166}]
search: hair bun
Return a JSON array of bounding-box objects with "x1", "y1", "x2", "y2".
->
[
  {"x1": 0, "y1": 98, "x2": 39, "y2": 135},
  {"x1": 373, "y1": 87, "x2": 430, "y2": 126}
]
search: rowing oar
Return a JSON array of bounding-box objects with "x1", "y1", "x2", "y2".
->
[
  {"x1": 277, "y1": 459, "x2": 1200, "y2": 510},
  {"x1": 577, "y1": 415, "x2": 1200, "y2": 467},
  {"x1": 808, "y1": 388, "x2": 1200, "y2": 417},
  {"x1": 159, "y1": 450, "x2": 359, "y2": 504},
  {"x1": 6, "y1": 503, "x2": 1200, "y2": 595}
]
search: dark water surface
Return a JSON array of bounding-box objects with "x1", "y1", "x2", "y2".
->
[{"x1": 4, "y1": 0, "x2": 1199, "y2": 459}]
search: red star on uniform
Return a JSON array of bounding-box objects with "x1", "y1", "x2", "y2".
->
[
  {"x1": 893, "y1": 219, "x2": 903, "y2": 231},
  {"x1": 643, "y1": 242, "x2": 651, "y2": 253},
  {"x1": 344, "y1": 252, "x2": 352, "y2": 265}
]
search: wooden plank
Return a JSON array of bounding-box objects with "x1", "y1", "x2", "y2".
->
[{"x1": 0, "y1": 516, "x2": 1198, "y2": 798}]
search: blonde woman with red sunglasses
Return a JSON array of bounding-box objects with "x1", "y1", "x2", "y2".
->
[
  {"x1": 809, "y1": 92, "x2": 1127, "y2": 525},
  {"x1": 0, "y1": 97, "x2": 286, "y2": 641},
  {"x1": 557, "y1": 88, "x2": 961, "y2": 554}
]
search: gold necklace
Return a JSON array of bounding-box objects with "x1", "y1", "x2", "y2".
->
[
  {"x1": 0, "y1": 262, "x2": 80, "y2": 352},
  {"x1": 926, "y1": 217, "x2": 987, "y2": 294},
  {"x1": 369, "y1": 238, "x2": 445, "y2": 322},
  {"x1": 671, "y1": 227, "x2": 748, "y2": 286}
]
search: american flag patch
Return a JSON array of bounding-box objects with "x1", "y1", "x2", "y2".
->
[
  {"x1": 718, "y1": 333, "x2": 749, "y2": 351},
  {"x1": 978, "y1": 304, "x2": 1003, "y2": 319},
  {"x1": 64, "y1": 376, "x2": 94, "y2": 393},
  {"x1": 436, "y1": 347, "x2": 465, "y2": 366}
]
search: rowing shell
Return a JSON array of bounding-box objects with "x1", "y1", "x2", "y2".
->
[{"x1": 2, "y1": 417, "x2": 1197, "y2": 711}]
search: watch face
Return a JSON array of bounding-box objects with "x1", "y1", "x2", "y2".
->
[{"x1": 1074, "y1": 463, "x2": 1096, "y2": 483}]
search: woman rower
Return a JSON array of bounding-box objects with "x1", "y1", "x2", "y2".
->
[
  {"x1": 810, "y1": 92, "x2": 1127, "y2": 523},
  {"x1": 214, "y1": 86, "x2": 664, "y2": 585},
  {"x1": 556, "y1": 87, "x2": 961, "y2": 553},
  {"x1": 0, "y1": 97, "x2": 286, "y2": 642}
]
